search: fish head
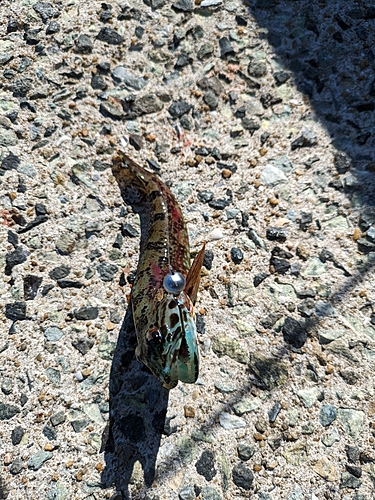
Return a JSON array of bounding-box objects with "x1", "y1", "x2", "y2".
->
[{"x1": 139, "y1": 290, "x2": 199, "y2": 389}]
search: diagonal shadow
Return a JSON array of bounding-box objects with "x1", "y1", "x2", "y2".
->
[{"x1": 243, "y1": 0, "x2": 375, "y2": 208}]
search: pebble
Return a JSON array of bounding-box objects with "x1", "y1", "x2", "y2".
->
[
  {"x1": 282, "y1": 317, "x2": 307, "y2": 348},
  {"x1": 50, "y1": 411, "x2": 66, "y2": 427},
  {"x1": 232, "y1": 463, "x2": 254, "y2": 490},
  {"x1": 297, "y1": 388, "x2": 320, "y2": 408},
  {"x1": 338, "y1": 409, "x2": 364, "y2": 439},
  {"x1": 11, "y1": 426, "x2": 25, "y2": 445},
  {"x1": 314, "y1": 457, "x2": 339, "y2": 481},
  {"x1": 268, "y1": 402, "x2": 282, "y2": 423},
  {"x1": 208, "y1": 228, "x2": 224, "y2": 241},
  {"x1": 230, "y1": 247, "x2": 243, "y2": 264},
  {"x1": 249, "y1": 353, "x2": 288, "y2": 390},
  {"x1": 237, "y1": 443, "x2": 255, "y2": 461},
  {"x1": 97, "y1": 262, "x2": 118, "y2": 282},
  {"x1": 74, "y1": 306, "x2": 98, "y2": 320},
  {"x1": 179, "y1": 485, "x2": 195, "y2": 500},
  {"x1": 320, "y1": 404, "x2": 337, "y2": 427},
  {"x1": 201, "y1": 487, "x2": 222, "y2": 500},
  {"x1": 212, "y1": 334, "x2": 248, "y2": 364},
  {"x1": 28, "y1": 450, "x2": 53, "y2": 471},
  {"x1": 44, "y1": 326, "x2": 64, "y2": 342},
  {"x1": 97, "y1": 27, "x2": 124, "y2": 45},
  {"x1": 10, "y1": 457, "x2": 24, "y2": 475},
  {"x1": 72, "y1": 338, "x2": 94, "y2": 355},
  {"x1": 219, "y1": 412, "x2": 246, "y2": 430},
  {"x1": 168, "y1": 100, "x2": 192, "y2": 118},
  {"x1": 233, "y1": 398, "x2": 261, "y2": 416},
  {"x1": 195, "y1": 450, "x2": 217, "y2": 481},
  {"x1": 74, "y1": 34, "x2": 93, "y2": 54}
]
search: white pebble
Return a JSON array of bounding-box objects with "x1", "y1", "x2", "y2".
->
[
  {"x1": 55, "y1": 135, "x2": 71, "y2": 147},
  {"x1": 75, "y1": 371, "x2": 83, "y2": 382},
  {"x1": 208, "y1": 228, "x2": 224, "y2": 241}
]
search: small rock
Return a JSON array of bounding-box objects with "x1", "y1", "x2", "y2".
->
[
  {"x1": 266, "y1": 227, "x2": 288, "y2": 242},
  {"x1": 50, "y1": 411, "x2": 66, "y2": 427},
  {"x1": 74, "y1": 34, "x2": 93, "y2": 54},
  {"x1": 46, "y1": 21, "x2": 60, "y2": 34},
  {"x1": 314, "y1": 457, "x2": 339, "y2": 481},
  {"x1": 230, "y1": 247, "x2": 243, "y2": 264},
  {"x1": 334, "y1": 152, "x2": 351, "y2": 173},
  {"x1": 249, "y1": 353, "x2": 288, "y2": 390},
  {"x1": 72, "y1": 338, "x2": 94, "y2": 355},
  {"x1": 132, "y1": 94, "x2": 163, "y2": 115},
  {"x1": 198, "y1": 190, "x2": 214, "y2": 203},
  {"x1": 74, "y1": 306, "x2": 98, "y2": 321},
  {"x1": 195, "y1": 450, "x2": 217, "y2": 481},
  {"x1": 23, "y1": 275, "x2": 43, "y2": 300},
  {"x1": 297, "y1": 387, "x2": 320, "y2": 408},
  {"x1": 71, "y1": 419, "x2": 89, "y2": 433},
  {"x1": 212, "y1": 334, "x2": 248, "y2": 364},
  {"x1": 46, "y1": 367, "x2": 61, "y2": 386},
  {"x1": 315, "y1": 301, "x2": 336, "y2": 317},
  {"x1": 237, "y1": 443, "x2": 255, "y2": 461},
  {"x1": 338, "y1": 409, "x2": 364, "y2": 439},
  {"x1": 233, "y1": 398, "x2": 261, "y2": 416},
  {"x1": 100, "y1": 101, "x2": 123, "y2": 120},
  {"x1": 44, "y1": 326, "x2": 63, "y2": 342},
  {"x1": 201, "y1": 487, "x2": 222, "y2": 500},
  {"x1": 168, "y1": 100, "x2": 192, "y2": 118},
  {"x1": 253, "y1": 272, "x2": 269, "y2": 287},
  {"x1": 346, "y1": 445, "x2": 360, "y2": 463},
  {"x1": 320, "y1": 404, "x2": 337, "y2": 427},
  {"x1": 203, "y1": 91, "x2": 218, "y2": 109},
  {"x1": 219, "y1": 412, "x2": 246, "y2": 430},
  {"x1": 28, "y1": 450, "x2": 52, "y2": 470},
  {"x1": 232, "y1": 463, "x2": 254, "y2": 490},
  {"x1": 5, "y1": 247, "x2": 29, "y2": 275},
  {"x1": 121, "y1": 223, "x2": 139, "y2": 238},
  {"x1": 270, "y1": 256, "x2": 290, "y2": 274},
  {"x1": 10, "y1": 457, "x2": 24, "y2": 475},
  {"x1": 282, "y1": 317, "x2": 307, "y2": 348},
  {"x1": 11, "y1": 426, "x2": 25, "y2": 445},
  {"x1": 297, "y1": 298, "x2": 315, "y2": 318},
  {"x1": 5, "y1": 302, "x2": 26, "y2": 321},
  {"x1": 268, "y1": 402, "x2": 282, "y2": 423},
  {"x1": 203, "y1": 249, "x2": 214, "y2": 270},
  {"x1": 179, "y1": 485, "x2": 195, "y2": 500},
  {"x1": 33, "y1": 1, "x2": 54, "y2": 22},
  {"x1": 219, "y1": 37, "x2": 235, "y2": 58},
  {"x1": 172, "y1": 0, "x2": 193, "y2": 12},
  {"x1": 261, "y1": 165, "x2": 287, "y2": 186},
  {"x1": 55, "y1": 232, "x2": 76, "y2": 255},
  {"x1": 291, "y1": 129, "x2": 317, "y2": 150},
  {"x1": 97, "y1": 27, "x2": 124, "y2": 45},
  {"x1": 97, "y1": 262, "x2": 118, "y2": 281},
  {"x1": 49, "y1": 265, "x2": 70, "y2": 281},
  {"x1": 340, "y1": 472, "x2": 362, "y2": 489}
]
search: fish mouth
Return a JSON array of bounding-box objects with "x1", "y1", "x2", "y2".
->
[{"x1": 159, "y1": 298, "x2": 199, "y2": 388}]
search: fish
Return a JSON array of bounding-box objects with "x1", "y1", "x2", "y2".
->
[{"x1": 112, "y1": 152, "x2": 205, "y2": 389}]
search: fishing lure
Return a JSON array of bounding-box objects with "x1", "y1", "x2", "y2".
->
[{"x1": 112, "y1": 152, "x2": 205, "y2": 389}]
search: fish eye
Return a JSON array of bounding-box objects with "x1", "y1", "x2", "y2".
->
[
  {"x1": 163, "y1": 271, "x2": 186, "y2": 294},
  {"x1": 149, "y1": 328, "x2": 162, "y2": 343}
]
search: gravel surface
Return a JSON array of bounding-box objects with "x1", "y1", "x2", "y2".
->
[{"x1": 1, "y1": 1, "x2": 375, "y2": 499}]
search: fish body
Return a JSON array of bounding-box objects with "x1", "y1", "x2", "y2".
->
[{"x1": 112, "y1": 152, "x2": 204, "y2": 389}]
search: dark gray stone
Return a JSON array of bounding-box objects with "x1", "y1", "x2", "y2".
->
[
  {"x1": 283, "y1": 317, "x2": 307, "y2": 348},
  {"x1": 10, "y1": 457, "x2": 24, "y2": 475},
  {"x1": 195, "y1": 450, "x2": 217, "y2": 481},
  {"x1": 232, "y1": 463, "x2": 254, "y2": 490},
  {"x1": 248, "y1": 59, "x2": 267, "y2": 78},
  {"x1": 57, "y1": 279, "x2": 83, "y2": 289},
  {"x1": 11, "y1": 426, "x2": 24, "y2": 445},
  {"x1": 74, "y1": 306, "x2": 99, "y2": 320},
  {"x1": 270, "y1": 256, "x2": 290, "y2": 274},
  {"x1": 5, "y1": 247, "x2": 29, "y2": 275},
  {"x1": 203, "y1": 250, "x2": 214, "y2": 270},
  {"x1": 219, "y1": 37, "x2": 235, "y2": 58},
  {"x1": 97, "y1": 27, "x2": 124, "y2": 45},
  {"x1": 297, "y1": 298, "x2": 315, "y2": 317},
  {"x1": 242, "y1": 117, "x2": 260, "y2": 132},
  {"x1": 1, "y1": 152, "x2": 20, "y2": 173},
  {"x1": 72, "y1": 338, "x2": 94, "y2": 355},
  {"x1": 33, "y1": 1, "x2": 54, "y2": 22},
  {"x1": 203, "y1": 91, "x2": 218, "y2": 109},
  {"x1": 71, "y1": 419, "x2": 89, "y2": 433},
  {"x1": 75, "y1": 34, "x2": 93, "y2": 54},
  {"x1": 5, "y1": 302, "x2": 26, "y2": 321},
  {"x1": 266, "y1": 227, "x2": 288, "y2": 242},
  {"x1": 237, "y1": 443, "x2": 255, "y2": 461},
  {"x1": 133, "y1": 94, "x2": 163, "y2": 115},
  {"x1": 46, "y1": 21, "x2": 60, "y2": 34},
  {"x1": 50, "y1": 411, "x2": 66, "y2": 427},
  {"x1": 23, "y1": 275, "x2": 43, "y2": 300},
  {"x1": 168, "y1": 100, "x2": 192, "y2": 118},
  {"x1": 91, "y1": 74, "x2": 107, "y2": 90},
  {"x1": 291, "y1": 129, "x2": 317, "y2": 150},
  {"x1": 198, "y1": 190, "x2": 214, "y2": 203},
  {"x1": 195, "y1": 313, "x2": 205, "y2": 334},
  {"x1": 230, "y1": 247, "x2": 243, "y2": 265},
  {"x1": 346, "y1": 445, "x2": 360, "y2": 463},
  {"x1": 249, "y1": 353, "x2": 288, "y2": 390},
  {"x1": 172, "y1": 0, "x2": 193, "y2": 12},
  {"x1": 340, "y1": 472, "x2": 361, "y2": 489},
  {"x1": 42, "y1": 425, "x2": 57, "y2": 440},
  {"x1": 121, "y1": 223, "x2": 139, "y2": 238},
  {"x1": 97, "y1": 262, "x2": 118, "y2": 282},
  {"x1": 268, "y1": 402, "x2": 282, "y2": 423}
]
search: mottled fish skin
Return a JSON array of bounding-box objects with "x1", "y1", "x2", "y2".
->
[{"x1": 112, "y1": 152, "x2": 200, "y2": 389}]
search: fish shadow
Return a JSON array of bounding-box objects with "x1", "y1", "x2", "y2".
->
[{"x1": 100, "y1": 291, "x2": 169, "y2": 498}]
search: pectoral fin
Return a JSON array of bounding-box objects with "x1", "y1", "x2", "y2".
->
[{"x1": 185, "y1": 242, "x2": 206, "y2": 304}]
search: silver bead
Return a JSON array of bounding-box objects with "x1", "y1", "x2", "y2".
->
[{"x1": 163, "y1": 271, "x2": 186, "y2": 294}]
